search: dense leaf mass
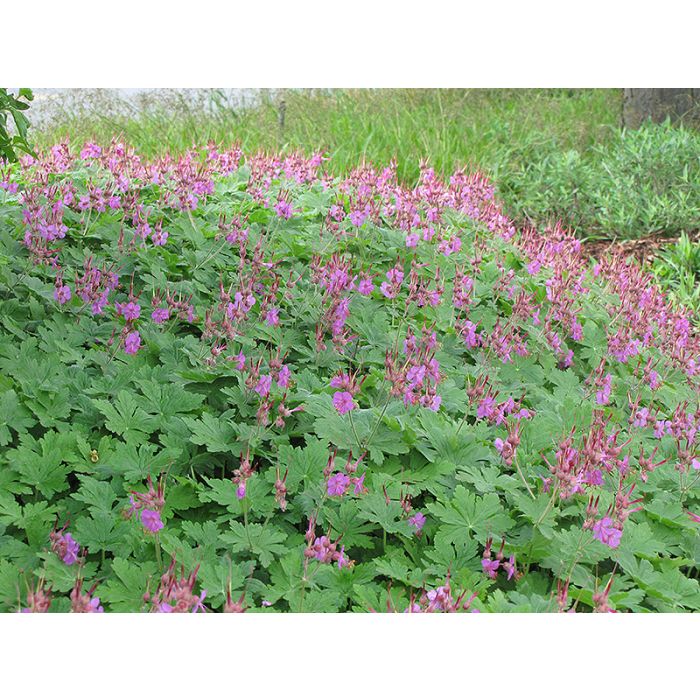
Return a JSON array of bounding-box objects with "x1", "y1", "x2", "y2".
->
[{"x1": 0, "y1": 142, "x2": 698, "y2": 612}]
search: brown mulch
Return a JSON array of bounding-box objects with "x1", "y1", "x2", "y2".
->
[{"x1": 582, "y1": 231, "x2": 699, "y2": 266}]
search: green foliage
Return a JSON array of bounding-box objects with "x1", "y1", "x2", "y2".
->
[
  {"x1": 0, "y1": 138, "x2": 697, "y2": 613},
  {"x1": 652, "y1": 233, "x2": 700, "y2": 312},
  {"x1": 0, "y1": 88, "x2": 35, "y2": 163},
  {"x1": 500, "y1": 122, "x2": 700, "y2": 240}
]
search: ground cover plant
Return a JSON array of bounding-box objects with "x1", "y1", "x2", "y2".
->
[
  {"x1": 0, "y1": 140, "x2": 699, "y2": 613},
  {"x1": 30, "y1": 89, "x2": 700, "y2": 241}
]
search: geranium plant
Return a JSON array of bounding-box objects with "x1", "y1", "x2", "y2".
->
[{"x1": 0, "y1": 140, "x2": 697, "y2": 612}]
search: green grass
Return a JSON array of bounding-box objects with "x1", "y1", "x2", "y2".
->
[
  {"x1": 33, "y1": 89, "x2": 619, "y2": 179},
  {"x1": 29, "y1": 88, "x2": 700, "y2": 241}
]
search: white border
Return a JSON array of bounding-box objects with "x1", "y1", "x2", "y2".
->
[
  {"x1": 1, "y1": 613, "x2": 697, "y2": 694},
  {"x1": 4, "y1": 1, "x2": 699, "y2": 86}
]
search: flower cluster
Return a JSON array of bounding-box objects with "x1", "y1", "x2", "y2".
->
[{"x1": 125, "y1": 476, "x2": 166, "y2": 533}]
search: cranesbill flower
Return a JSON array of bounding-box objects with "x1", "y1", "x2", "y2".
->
[
  {"x1": 255, "y1": 374, "x2": 273, "y2": 397},
  {"x1": 358, "y1": 277, "x2": 374, "y2": 295},
  {"x1": 278, "y1": 364, "x2": 291, "y2": 388},
  {"x1": 333, "y1": 391, "x2": 356, "y2": 414},
  {"x1": 349, "y1": 210, "x2": 367, "y2": 227},
  {"x1": 352, "y1": 472, "x2": 367, "y2": 495},
  {"x1": 152, "y1": 307, "x2": 170, "y2": 324},
  {"x1": 50, "y1": 529, "x2": 80, "y2": 566},
  {"x1": 265, "y1": 308, "x2": 280, "y2": 326},
  {"x1": 405, "y1": 232, "x2": 419, "y2": 248},
  {"x1": 151, "y1": 229, "x2": 169, "y2": 246},
  {"x1": 141, "y1": 509, "x2": 164, "y2": 533},
  {"x1": 592, "y1": 517, "x2": 623, "y2": 548},
  {"x1": 327, "y1": 472, "x2": 351, "y2": 497},
  {"x1": 124, "y1": 330, "x2": 141, "y2": 355},
  {"x1": 503, "y1": 555, "x2": 517, "y2": 581},
  {"x1": 54, "y1": 285, "x2": 72, "y2": 305},
  {"x1": 61, "y1": 534, "x2": 80, "y2": 565},
  {"x1": 274, "y1": 199, "x2": 293, "y2": 219},
  {"x1": 408, "y1": 511, "x2": 426, "y2": 534},
  {"x1": 481, "y1": 558, "x2": 500, "y2": 579},
  {"x1": 118, "y1": 301, "x2": 141, "y2": 321}
]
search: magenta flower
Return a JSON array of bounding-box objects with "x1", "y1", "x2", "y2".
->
[
  {"x1": 274, "y1": 199, "x2": 293, "y2": 219},
  {"x1": 592, "y1": 517, "x2": 623, "y2": 548},
  {"x1": 408, "y1": 511, "x2": 426, "y2": 534},
  {"x1": 265, "y1": 308, "x2": 280, "y2": 326},
  {"x1": 151, "y1": 307, "x2": 170, "y2": 324},
  {"x1": 118, "y1": 301, "x2": 141, "y2": 321},
  {"x1": 151, "y1": 229, "x2": 169, "y2": 246},
  {"x1": 633, "y1": 407, "x2": 650, "y2": 428},
  {"x1": 124, "y1": 330, "x2": 141, "y2": 355},
  {"x1": 255, "y1": 374, "x2": 273, "y2": 397},
  {"x1": 54, "y1": 284, "x2": 72, "y2": 305},
  {"x1": 62, "y1": 534, "x2": 80, "y2": 565},
  {"x1": 527, "y1": 259, "x2": 542, "y2": 275},
  {"x1": 358, "y1": 277, "x2": 374, "y2": 295},
  {"x1": 80, "y1": 142, "x2": 102, "y2": 159},
  {"x1": 236, "y1": 482, "x2": 247, "y2": 500},
  {"x1": 141, "y1": 509, "x2": 164, "y2": 533},
  {"x1": 503, "y1": 554, "x2": 517, "y2": 581},
  {"x1": 481, "y1": 557, "x2": 500, "y2": 579},
  {"x1": 232, "y1": 351, "x2": 246, "y2": 370},
  {"x1": 349, "y1": 210, "x2": 367, "y2": 227},
  {"x1": 477, "y1": 396, "x2": 496, "y2": 420},
  {"x1": 50, "y1": 530, "x2": 80, "y2": 566},
  {"x1": 327, "y1": 472, "x2": 351, "y2": 497},
  {"x1": 333, "y1": 391, "x2": 356, "y2": 414},
  {"x1": 352, "y1": 472, "x2": 367, "y2": 495},
  {"x1": 278, "y1": 365, "x2": 291, "y2": 388}
]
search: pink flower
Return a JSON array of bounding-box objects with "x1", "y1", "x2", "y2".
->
[
  {"x1": 405, "y1": 232, "x2": 419, "y2": 248},
  {"x1": 141, "y1": 509, "x2": 164, "y2": 533},
  {"x1": 349, "y1": 210, "x2": 367, "y2": 227},
  {"x1": 327, "y1": 472, "x2": 351, "y2": 497},
  {"x1": 236, "y1": 482, "x2": 247, "y2": 500},
  {"x1": 152, "y1": 307, "x2": 170, "y2": 324},
  {"x1": 151, "y1": 229, "x2": 169, "y2": 246},
  {"x1": 124, "y1": 331, "x2": 141, "y2": 355},
  {"x1": 333, "y1": 391, "x2": 356, "y2": 414},
  {"x1": 408, "y1": 511, "x2": 426, "y2": 534},
  {"x1": 118, "y1": 301, "x2": 141, "y2": 321},
  {"x1": 54, "y1": 285, "x2": 72, "y2": 305},
  {"x1": 265, "y1": 308, "x2": 280, "y2": 326},
  {"x1": 278, "y1": 365, "x2": 291, "y2": 388},
  {"x1": 60, "y1": 535, "x2": 79, "y2": 565},
  {"x1": 231, "y1": 352, "x2": 246, "y2": 370},
  {"x1": 274, "y1": 199, "x2": 293, "y2": 219},
  {"x1": 592, "y1": 517, "x2": 623, "y2": 548},
  {"x1": 352, "y1": 473, "x2": 367, "y2": 495},
  {"x1": 358, "y1": 277, "x2": 374, "y2": 295},
  {"x1": 255, "y1": 374, "x2": 273, "y2": 397},
  {"x1": 503, "y1": 555, "x2": 517, "y2": 581},
  {"x1": 481, "y1": 558, "x2": 500, "y2": 579}
]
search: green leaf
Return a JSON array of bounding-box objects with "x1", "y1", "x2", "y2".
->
[
  {"x1": 183, "y1": 413, "x2": 239, "y2": 454},
  {"x1": 425, "y1": 486, "x2": 514, "y2": 541},
  {"x1": 221, "y1": 521, "x2": 288, "y2": 568},
  {"x1": 92, "y1": 391, "x2": 158, "y2": 442}
]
